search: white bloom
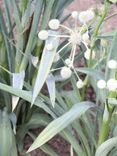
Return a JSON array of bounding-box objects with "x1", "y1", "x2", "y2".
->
[
  {"x1": 60, "y1": 66, "x2": 72, "y2": 79},
  {"x1": 86, "y1": 10, "x2": 95, "y2": 21},
  {"x1": 38, "y1": 30, "x2": 48, "y2": 40},
  {"x1": 76, "y1": 79, "x2": 84, "y2": 89},
  {"x1": 46, "y1": 43, "x2": 54, "y2": 51},
  {"x1": 65, "y1": 58, "x2": 71, "y2": 66},
  {"x1": 69, "y1": 32, "x2": 82, "y2": 45},
  {"x1": 107, "y1": 79, "x2": 117, "y2": 91},
  {"x1": 82, "y1": 33, "x2": 89, "y2": 42},
  {"x1": 71, "y1": 11, "x2": 78, "y2": 19},
  {"x1": 107, "y1": 60, "x2": 117, "y2": 69},
  {"x1": 97, "y1": 79, "x2": 106, "y2": 89},
  {"x1": 49, "y1": 19, "x2": 60, "y2": 30},
  {"x1": 78, "y1": 10, "x2": 94, "y2": 24},
  {"x1": 54, "y1": 53, "x2": 60, "y2": 62},
  {"x1": 84, "y1": 49, "x2": 95, "y2": 60}
]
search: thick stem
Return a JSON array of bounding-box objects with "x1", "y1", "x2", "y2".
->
[
  {"x1": 88, "y1": 0, "x2": 109, "y2": 67},
  {"x1": 98, "y1": 109, "x2": 113, "y2": 146},
  {"x1": 98, "y1": 91, "x2": 116, "y2": 145}
]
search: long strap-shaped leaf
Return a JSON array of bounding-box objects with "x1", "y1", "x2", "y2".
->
[
  {"x1": 32, "y1": 31, "x2": 59, "y2": 105},
  {"x1": 27, "y1": 101, "x2": 95, "y2": 152},
  {"x1": 0, "y1": 82, "x2": 56, "y2": 118},
  {"x1": 95, "y1": 137, "x2": 117, "y2": 156},
  {"x1": 46, "y1": 73, "x2": 56, "y2": 107},
  {"x1": 105, "y1": 29, "x2": 117, "y2": 80}
]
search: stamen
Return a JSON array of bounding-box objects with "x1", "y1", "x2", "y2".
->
[{"x1": 57, "y1": 42, "x2": 71, "y2": 54}]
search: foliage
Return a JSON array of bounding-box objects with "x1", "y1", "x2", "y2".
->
[{"x1": 0, "y1": 0, "x2": 117, "y2": 156}]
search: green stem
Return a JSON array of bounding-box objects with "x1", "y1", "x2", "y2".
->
[
  {"x1": 82, "y1": 1, "x2": 110, "y2": 98},
  {"x1": 98, "y1": 108, "x2": 113, "y2": 146},
  {"x1": 98, "y1": 91, "x2": 116, "y2": 145},
  {"x1": 88, "y1": 1, "x2": 109, "y2": 67}
]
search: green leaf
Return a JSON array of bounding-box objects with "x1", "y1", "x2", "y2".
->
[
  {"x1": 0, "y1": 82, "x2": 56, "y2": 118},
  {"x1": 105, "y1": 29, "x2": 117, "y2": 80},
  {"x1": 75, "y1": 67, "x2": 104, "y2": 80},
  {"x1": 46, "y1": 73, "x2": 56, "y2": 107},
  {"x1": 32, "y1": 31, "x2": 59, "y2": 105},
  {"x1": 95, "y1": 137, "x2": 117, "y2": 156},
  {"x1": 27, "y1": 101, "x2": 95, "y2": 152},
  {"x1": 12, "y1": 71, "x2": 25, "y2": 111},
  {"x1": 109, "y1": 0, "x2": 117, "y2": 3},
  {"x1": 20, "y1": 0, "x2": 43, "y2": 71},
  {"x1": 0, "y1": 109, "x2": 17, "y2": 156},
  {"x1": 26, "y1": 113, "x2": 52, "y2": 129},
  {"x1": 108, "y1": 98, "x2": 117, "y2": 105}
]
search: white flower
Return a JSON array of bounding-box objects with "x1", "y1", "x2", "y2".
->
[
  {"x1": 71, "y1": 11, "x2": 78, "y2": 19},
  {"x1": 107, "y1": 79, "x2": 117, "y2": 91},
  {"x1": 97, "y1": 79, "x2": 106, "y2": 89},
  {"x1": 76, "y1": 79, "x2": 84, "y2": 88},
  {"x1": 49, "y1": 19, "x2": 60, "y2": 30},
  {"x1": 65, "y1": 58, "x2": 71, "y2": 66},
  {"x1": 84, "y1": 49, "x2": 95, "y2": 60},
  {"x1": 107, "y1": 60, "x2": 117, "y2": 69},
  {"x1": 60, "y1": 66, "x2": 72, "y2": 79},
  {"x1": 78, "y1": 10, "x2": 95, "y2": 24},
  {"x1": 69, "y1": 32, "x2": 82, "y2": 45},
  {"x1": 82, "y1": 33, "x2": 89, "y2": 42},
  {"x1": 86, "y1": 10, "x2": 95, "y2": 21},
  {"x1": 53, "y1": 53, "x2": 60, "y2": 62},
  {"x1": 38, "y1": 30, "x2": 48, "y2": 40},
  {"x1": 46, "y1": 43, "x2": 54, "y2": 51}
]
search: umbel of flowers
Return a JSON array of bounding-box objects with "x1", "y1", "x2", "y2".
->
[{"x1": 38, "y1": 9, "x2": 95, "y2": 89}]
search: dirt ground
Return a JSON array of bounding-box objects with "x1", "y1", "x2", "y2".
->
[{"x1": 68, "y1": 0, "x2": 117, "y2": 32}]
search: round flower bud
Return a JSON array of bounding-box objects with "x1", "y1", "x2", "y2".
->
[
  {"x1": 107, "y1": 79, "x2": 117, "y2": 91},
  {"x1": 78, "y1": 10, "x2": 94, "y2": 24},
  {"x1": 97, "y1": 79, "x2": 106, "y2": 89},
  {"x1": 60, "y1": 66, "x2": 72, "y2": 79},
  {"x1": 71, "y1": 11, "x2": 78, "y2": 19},
  {"x1": 86, "y1": 10, "x2": 95, "y2": 21},
  {"x1": 76, "y1": 79, "x2": 84, "y2": 89},
  {"x1": 107, "y1": 60, "x2": 117, "y2": 69},
  {"x1": 49, "y1": 19, "x2": 60, "y2": 30},
  {"x1": 46, "y1": 43, "x2": 54, "y2": 51},
  {"x1": 38, "y1": 30, "x2": 48, "y2": 40},
  {"x1": 53, "y1": 53, "x2": 60, "y2": 62},
  {"x1": 84, "y1": 49, "x2": 95, "y2": 60},
  {"x1": 65, "y1": 58, "x2": 71, "y2": 66},
  {"x1": 78, "y1": 11, "x2": 87, "y2": 23},
  {"x1": 82, "y1": 33, "x2": 89, "y2": 42}
]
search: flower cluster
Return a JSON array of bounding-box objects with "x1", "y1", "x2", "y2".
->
[
  {"x1": 97, "y1": 79, "x2": 117, "y2": 91},
  {"x1": 38, "y1": 9, "x2": 95, "y2": 88},
  {"x1": 97, "y1": 59, "x2": 117, "y2": 91}
]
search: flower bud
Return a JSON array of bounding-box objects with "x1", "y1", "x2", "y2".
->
[
  {"x1": 49, "y1": 19, "x2": 60, "y2": 30},
  {"x1": 38, "y1": 30, "x2": 48, "y2": 40},
  {"x1": 97, "y1": 79, "x2": 106, "y2": 89},
  {"x1": 107, "y1": 60, "x2": 117, "y2": 69},
  {"x1": 76, "y1": 79, "x2": 84, "y2": 88},
  {"x1": 107, "y1": 79, "x2": 117, "y2": 91},
  {"x1": 60, "y1": 67, "x2": 72, "y2": 79}
]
